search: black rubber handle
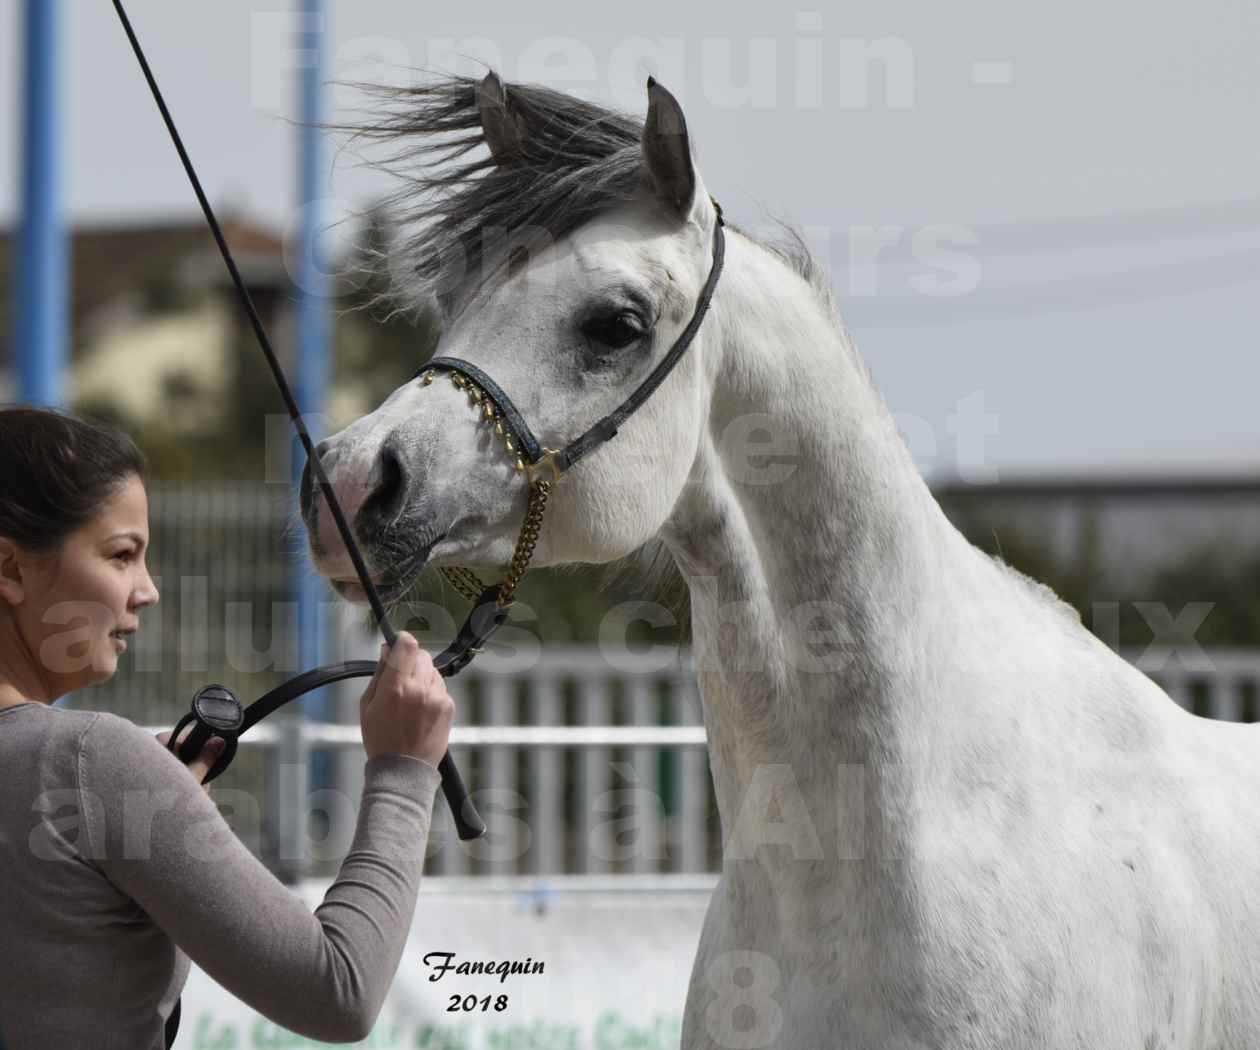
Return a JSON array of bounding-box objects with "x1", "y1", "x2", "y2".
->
[
  {"x1": 167, "y1": 635, "x2": 501, "y2": 841},
  {"x1": 169, "y1": 684, "x2": 243, "y2": 782}
]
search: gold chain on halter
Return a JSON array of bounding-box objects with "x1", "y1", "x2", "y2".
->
[
  {"x1": 438, "y1": 566, "x2": 484, "y2": 604},
  {"x1": 499, "y1": 479, "x2": 551, "y2": 603},
  {"x1": 421, "y1": 368, "x2": 559, "y2": 610}
]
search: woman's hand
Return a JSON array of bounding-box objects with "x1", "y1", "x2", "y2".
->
[
  {"x1": 360, "y1": 631, "x2": 455, "y2": 765},
  {"x1": 156, "y1": 725, "x2": 225, "y2": 792}
]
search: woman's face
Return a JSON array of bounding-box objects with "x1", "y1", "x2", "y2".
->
[{"x1": 12, "y1": 474, "x2": 159, "y2": 696}]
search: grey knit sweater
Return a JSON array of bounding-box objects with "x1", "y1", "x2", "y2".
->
[{"x1": 0, "y1": 701, "x2": 441, "y2": 1049}]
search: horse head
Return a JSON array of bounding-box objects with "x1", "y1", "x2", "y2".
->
[{"x1": 300, "y1": 73, "x2": 722, "y2": 603}]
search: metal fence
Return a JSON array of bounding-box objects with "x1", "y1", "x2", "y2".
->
[
  {"x1": 68, "y1": 484, "x2": 1260, "y2": 881},
  {"x1": 1136, "y1": 649, "x2": 1260, "y2": 721},
  {"x1": 141, "y1": 641, "x2": 1260, "y2": 882},
  {"x1": 372, "y1": 645, "x2": 718, "y2": 879}
]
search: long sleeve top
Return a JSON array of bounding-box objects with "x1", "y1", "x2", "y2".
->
[{"x1": 0, "y1": 701, "x2": 441, "y2": 1049}]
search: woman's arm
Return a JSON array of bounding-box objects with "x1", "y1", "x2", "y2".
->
[{"x1": 78, "y1": 711, "x2": 441, "y2": 1043}]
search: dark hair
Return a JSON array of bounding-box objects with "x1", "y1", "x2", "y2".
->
[{"x1": 0, "y1": 406, "x2": 147, "y2": 554}]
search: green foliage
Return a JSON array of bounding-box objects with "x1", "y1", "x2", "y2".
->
[
  {"x1": 1124, "y1": 544, "x2": 1260, "y2": 647},
  {"x1": 951, "y1": 507, "x2": 1260, "y2": 649},
  {"x1": 334, "y1": 207, "x2": 440, "y2": 409}
]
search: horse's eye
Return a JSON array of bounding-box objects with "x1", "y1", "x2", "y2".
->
[{"x1": 581, "y1": 312, "x2": 646, "y2": 350}]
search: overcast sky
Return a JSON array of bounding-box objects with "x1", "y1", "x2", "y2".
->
[{"x1": 2, "y1": 0, "x2": 1257, "y2": 480}]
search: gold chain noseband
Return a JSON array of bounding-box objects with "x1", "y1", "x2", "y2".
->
[{"x1": 420, "y1": 369, "x2": 557, "y2": 610}]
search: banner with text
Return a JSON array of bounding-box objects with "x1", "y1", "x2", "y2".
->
[{"x1": 179, "y1": 885, "x2": 711, "y2": 1050}]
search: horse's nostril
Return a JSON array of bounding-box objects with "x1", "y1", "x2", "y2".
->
[{"x1": 360, "y1": 443, "x2": 406, "y2": 531}]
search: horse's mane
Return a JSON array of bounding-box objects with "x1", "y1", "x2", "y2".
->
[{"x1": 343, "y1": 75, "x2": 648, "y2": 318}]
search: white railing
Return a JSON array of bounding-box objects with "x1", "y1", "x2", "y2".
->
[
  {"x1": 376, "y1": 645, "x2": 715, "y2": 879},
  {"x1": 1126, "y1": 648, "x2": 1260, "y2": 721},
  {"x1": 148, "y1": 645, "x2": 1260, "y2": 880}
]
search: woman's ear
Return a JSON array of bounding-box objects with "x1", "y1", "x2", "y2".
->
[{"x1": 0, "y1": 539, "x2": 28, "y2": 607}]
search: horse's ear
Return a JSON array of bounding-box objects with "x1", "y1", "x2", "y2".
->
[
  {"x1": 642, "y1": 78, "x2": 698, "y2": 221},
  {"x1": 476, "y1": 72, "x2": 526, "y2": 166}
]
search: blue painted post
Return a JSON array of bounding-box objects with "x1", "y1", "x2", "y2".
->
[
  {"x1": 13, "y1": 0, "x2": 66, "y2": 407},
  {"x1": 293, "y1": 0, "x2": 332, "y2": 792}
]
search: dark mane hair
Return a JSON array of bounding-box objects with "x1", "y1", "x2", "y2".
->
[{"x1": 344, "y1": 75, "x2": 647, "y2": 317}]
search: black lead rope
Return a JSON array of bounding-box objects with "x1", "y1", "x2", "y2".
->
[
  {"x1": 110, "y1": 0, "x2": 485, "y2": 844},
  {"x1": 167, "y1": 585, "x2": 512, "y2": 785}
]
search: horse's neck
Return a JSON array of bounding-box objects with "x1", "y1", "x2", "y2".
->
[{"x1": 661, "y1": 232, "x2": 1000, "y2": 827}]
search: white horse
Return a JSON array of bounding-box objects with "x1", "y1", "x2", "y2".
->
[{"x1": 302, "y1": 74, "x2": 1257, "y2": 1048}]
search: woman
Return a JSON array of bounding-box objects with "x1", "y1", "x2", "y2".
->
[{"x1": 0, "y1": 407, "x2": 455, "y2": 1049}]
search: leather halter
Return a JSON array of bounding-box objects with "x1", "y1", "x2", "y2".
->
[{"x1": 416, "y1": 204, "x2": 727, "y2": 608}]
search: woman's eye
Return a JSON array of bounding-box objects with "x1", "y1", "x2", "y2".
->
[
  {"x1": 582, "y1": 312, "x2": 646, "y2": 350},
  {"x1": 112, "y1": 550, "x2": 134, "y2": 563}
]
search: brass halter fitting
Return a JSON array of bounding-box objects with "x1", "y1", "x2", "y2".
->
[{"x1": 420, "y1": 369, "x2": 558, "y2": 609}]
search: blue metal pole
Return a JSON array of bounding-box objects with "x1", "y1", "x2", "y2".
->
[
  {"x1": 293, "y1": 0, "x2": 331, "y2": 781},
  {"x1": 13, "y1": 0, "x2": 66, "y2": 407}
]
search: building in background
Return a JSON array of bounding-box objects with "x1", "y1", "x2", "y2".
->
[
  {"x1": 0, "y1": 210, "x2": 434, "y2": 476},
  {"x1": 0, "y1": 216, "x2": 290, "y2": 423}
]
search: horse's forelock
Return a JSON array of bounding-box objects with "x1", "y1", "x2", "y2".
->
[{"x1": 339, "y1": 75, "x2": 647, "y2": 317}]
